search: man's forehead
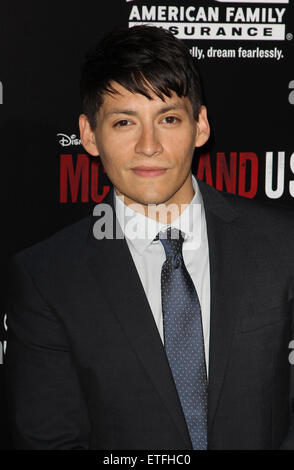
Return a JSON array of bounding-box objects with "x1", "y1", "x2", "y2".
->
[{"x1": 99, "y1": 82, "x2": 192, "y2": 114}]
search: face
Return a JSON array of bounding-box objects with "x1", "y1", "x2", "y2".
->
[{"x1": 80, "y1": 82, "x2": 210, "y2": 209}]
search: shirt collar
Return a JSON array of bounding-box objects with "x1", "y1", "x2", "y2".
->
[{"x1": 114, "y1": 174, "x2": 203, "y2": 255}]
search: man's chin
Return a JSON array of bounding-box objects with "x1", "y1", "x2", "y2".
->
[
  {"x1": 131, "y1": 195, "x2": 172, "y2": 207},
  {"x1": 116, "y1": 189, "x2": 166, "y2": 206}
]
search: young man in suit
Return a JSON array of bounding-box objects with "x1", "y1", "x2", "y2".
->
[{"x1": 6, "y1": 25, "x2": 294, "y2": 449}]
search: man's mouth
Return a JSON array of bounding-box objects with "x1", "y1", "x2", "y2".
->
[{"x1": 131, "y1": 166, "x2": 168, "y2": 177}]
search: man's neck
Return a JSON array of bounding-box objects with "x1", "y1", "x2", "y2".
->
[{"x1": 115, "y1": 174, "x2": 195, "y2": 224}]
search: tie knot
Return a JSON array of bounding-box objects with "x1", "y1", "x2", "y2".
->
[{"x1": 156, "y1": 227, "x2": 184, "y2": 259}]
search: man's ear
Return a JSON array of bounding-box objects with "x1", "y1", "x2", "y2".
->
[
  {"x1": 79, "y1": 114, "x2": 99, "y2": 156},
  {"x1": 194, "y1": 106, "x2": 210, "y2": 148}
]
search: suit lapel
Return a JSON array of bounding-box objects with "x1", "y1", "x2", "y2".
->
[
  {"x1": 197, "y1": 180, "x2": 248, "y2": 437},
  {"x1": 86, "y1": 188, "x2": 192, "y2": 448}
]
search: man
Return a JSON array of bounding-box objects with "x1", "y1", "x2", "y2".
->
[{"x1": 5, "y1": 26, "x2": 294, "y2": 449}]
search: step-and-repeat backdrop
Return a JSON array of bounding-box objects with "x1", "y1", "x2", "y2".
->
[{"x1": 0, "y1": 0, "x2": 293, "y2": 448}]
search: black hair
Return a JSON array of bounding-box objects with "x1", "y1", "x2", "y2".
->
[{"x1": 80, "y1": 25, "x2": 203, "y2": 130}]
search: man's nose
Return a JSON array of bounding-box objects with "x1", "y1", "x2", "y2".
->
[{"x1": 135, "y1": 124, "x2": 163, "y2": 157}]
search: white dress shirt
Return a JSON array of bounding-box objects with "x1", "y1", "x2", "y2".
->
[{"x1": 114, "y1": 175, "x2": 210, "y2": 372}]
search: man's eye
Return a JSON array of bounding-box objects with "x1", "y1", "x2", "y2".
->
[
  {"x1": 114, "y1": 119, "x2": 132, "y2": 127},
  {"x1": 162, "y1": 116, "x2": 180, "y2": 124}
]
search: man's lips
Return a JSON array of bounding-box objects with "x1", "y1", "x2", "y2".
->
[{"x1": 131, "y1": 166, "x2": 168, "y2": 177}]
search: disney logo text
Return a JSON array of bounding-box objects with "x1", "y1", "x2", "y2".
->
[{"x1": 57, "y1": 133, "x2": 81, "y2": 147}]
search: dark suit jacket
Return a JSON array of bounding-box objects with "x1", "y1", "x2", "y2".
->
[{"x1": 5, "y1": 179, "x2": 294, "y2": 449}]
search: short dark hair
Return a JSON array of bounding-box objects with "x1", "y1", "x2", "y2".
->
[{"x1": 80, "y1": 26, "x2": 203, "y2": 130}]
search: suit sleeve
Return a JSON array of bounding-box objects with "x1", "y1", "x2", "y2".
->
[
  {"x1": 5, "y1": 254, "x2": 90, "y2": 449},
  {"x1": 278, "y1": 249, "x2": 294, "y2": 450},
  {"x1": 280, "y1": 295, "x2": 294, "y2": 450}
]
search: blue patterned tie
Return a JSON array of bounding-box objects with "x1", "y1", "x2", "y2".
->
[{"x1": 158, "y1": 226, "x2": 208, "y2": 450}]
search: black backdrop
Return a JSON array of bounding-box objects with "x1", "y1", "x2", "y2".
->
[{"x1": 0, "y1": 0, "x2": 293, "y2": 449}]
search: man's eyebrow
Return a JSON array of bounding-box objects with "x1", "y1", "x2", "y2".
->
[
  {"x1": 105, "y1": 103, "x2": 187, "y2": 118},
  {"x1": 105, "y1": 109, "x2": 137, "y2": 117}
]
